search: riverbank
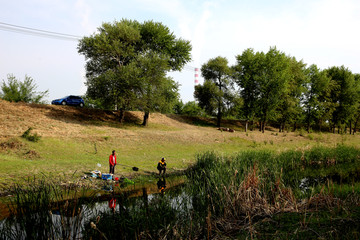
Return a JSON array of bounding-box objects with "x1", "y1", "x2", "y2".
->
[{"x1": 1, "y1": 146, "x2": 360, "y2": 239}]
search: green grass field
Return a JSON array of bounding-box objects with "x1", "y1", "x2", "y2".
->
[
  {"x1": 1, "y1": 100, "x2": 360, "y2": 190},
  {"x1": 1, "y1": 125, "x2": 359, "y2": 189}
]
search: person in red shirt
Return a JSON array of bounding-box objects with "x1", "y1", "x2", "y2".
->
[{"x1": 109, "y1": 150, "x2": 117, "y2": 174}]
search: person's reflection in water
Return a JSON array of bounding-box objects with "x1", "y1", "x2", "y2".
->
[
  {"x1": 157, "y1": 177, "x2": 167, "y2": 194},
  {"x1": 108, "y1": 197, "x2": 116, "y2": 213}
]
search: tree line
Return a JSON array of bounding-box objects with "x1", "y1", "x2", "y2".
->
[
  {"x1": 2, "y1": 19, "x2": 359, "y2": 134},
  {"x1": 195, "y1": 47, "x2": 360, "y2": 134}
]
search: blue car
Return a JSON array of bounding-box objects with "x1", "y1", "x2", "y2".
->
[{"x1": 51, "y1": 95, "x2": 85, "y2": 107}]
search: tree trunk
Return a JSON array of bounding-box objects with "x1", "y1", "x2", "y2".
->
[
  {"x1": 349, "y1": 121, "x2": 352, "y2": 135},
  {"x1": 119, "y1": 108, "x2": 125, "y2": 123},
  {"x1": 262, "y1": 121, "x2": 265, "y2": 133},
  {"x1": 142, "y1": 111, "x2": 149, "y2": 126},
  {"x1": 245, "y1": 120, "x2": 248, "y2": 132},
  {"x1": 259, "y1": 121, "x2": 262, "y2": 132},
  {"x1": 354, "y1": 114, "x2": 360, "y2": 135},
  {"x1": 307, "y1": 120, "x2": 311, "y2": 133},
  {"x1": 216, "y1": 82, "x2": 223, "y2": 127},
  {"x1": 216, "y1": 111, "x2": 221, "y2": 127},
  {"x1": 293, "y1": 122, "x2": 297, "y2": 132},
  {"x1": 354, "y1": 120, "x2": 358, "y2": 135}
]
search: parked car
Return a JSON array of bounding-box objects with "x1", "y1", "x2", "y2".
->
[{"x1": 51, "y1": 95, "x2": 85, "y2": 107}]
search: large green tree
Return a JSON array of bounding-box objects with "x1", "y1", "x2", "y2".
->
[
  {"x1": 78, "y1": 19, "x2": 191, "y2": 124},
  {"x1": 353, "y1": 73, "x2": 360, "y2": 134},
  {"x1": 327, "y1": 66, "x2": 359, "y2": 134},
  {"x1": 1, "y1": 74, "x2": 48, "y2": 103},
  {"x1": 132, "y1": 51, "x2": 180, "y2": 125},
  {"x1": 233, "y1": 48, "x2": 261, "y2": 132},
  {"x1": 302, "y1": 65, "x2": 334, "y2": 132},
  {"x1": 275, "y1": 57, "x2": 306, "y2": 132},
  {"x1": 195, "y1": 56, "x2": 233, "y2": 127},
  {"x1": 234, "y1": 47, "x2": 292, "y2": 132}
]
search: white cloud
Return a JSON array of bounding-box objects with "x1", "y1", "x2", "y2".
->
[
  {"x1": 75, "y1": 0, "x2": 95, "y2": 34},
  {"x1": 2, "y1": 0, "x2": 360, "y2": 104},
  {"x1": 192, "y1": 5, "x2": 213, "y2": 66}
]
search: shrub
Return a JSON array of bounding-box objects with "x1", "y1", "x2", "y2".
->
[
  {"x1": 181, "y1": 101, "x2": 205, "y2": 116},
  {"x1": 21, "y1": 127, "x2": 41, "y2": 142},
  {"x1": 1, "y1": 74, "x2": 48, "y2": 103}
]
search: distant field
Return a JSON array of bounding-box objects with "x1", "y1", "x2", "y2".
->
[{"x1": 1, "y1": 99, "x2": 359, "y2": 189}]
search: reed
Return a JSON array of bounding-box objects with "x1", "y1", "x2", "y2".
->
[
  {"x1": 0, "y1": 175, "x2": 94, "y2": 239},
  {"x1": 1, "y1": 145, "x2": 360, "y2": 239},
  {"x1": 185, "y1": 145, "x2": 360, "y2": 239}
]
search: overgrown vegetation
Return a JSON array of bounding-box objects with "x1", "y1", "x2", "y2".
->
[
  {"x1": 184, "y1": 146, "x2": 360, "y2": 239},
  {"x1": 0, "y1": 176, "x2": 94, "y2": 239},
  {"x1": 21, "y1": 127, "x2": 41, "y2": 142},
  {"x1": 1, "y1": 146, "x2": 360, "y2": 239},
  {"x1": 0, "y1": 74, "x2": 48, "y2": 103}
]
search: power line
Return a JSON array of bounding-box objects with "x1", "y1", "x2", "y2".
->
[
  {"x1": 183, "y1": 65, "x2": 197, "y2": 71},
  {"x1": 0, "y1": 21, "x2": 200, "y2": 69},
  {"x1": 0, "y1": 21, "x2": 81, "y2": 41}
]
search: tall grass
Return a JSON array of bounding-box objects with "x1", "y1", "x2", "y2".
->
[
  {"x1": 185, "y1": 145, "x2": 360, "y2": 238},
  {"x1": 0, "y1": 176, "x2": 94, "y2": 239},
  {"x1": 1, "y1": 145, "x2": 360, "y2": 239}
]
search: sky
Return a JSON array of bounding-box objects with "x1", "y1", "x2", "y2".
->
[{"x1": 1, "y1": 0, "x2": 360, "y2": 103}]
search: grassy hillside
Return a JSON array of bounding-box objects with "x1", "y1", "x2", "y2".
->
[{"x1": 1, "y1": 99, "x2": 359, "y2": 188}]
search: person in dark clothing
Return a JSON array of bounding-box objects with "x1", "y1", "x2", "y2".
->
[{"x1": 157, "y1": 157, "x2": 166, "y2": 176}]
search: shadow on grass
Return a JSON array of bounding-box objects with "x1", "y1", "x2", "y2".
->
[{"x1": 166, "y1": 114, "x2": 245, "y2": 130}]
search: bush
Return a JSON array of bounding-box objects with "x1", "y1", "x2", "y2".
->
[
  {"x1": 1, "y1": 74, "x2": 48, "y2": 103},
  {"x1": 181, "y1": 101, "x2": 205, "y2": 116},
  {"x1": 21, "y1": 127, "x2": 41, "y2": 142}
]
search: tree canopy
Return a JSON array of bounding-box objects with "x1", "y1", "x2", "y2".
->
[
  {"x1": 195, "y1": 47, "x2": 360, "y2": 134},
  {"x1": 234, "y1": 47, "x2": 297, "y2": 132},
  {"x1": 195, "y1": 56, "x2": 233, "y2": 127},
  {"x1": 78, "y1": 19, "x2": 191, "y2": 125}
]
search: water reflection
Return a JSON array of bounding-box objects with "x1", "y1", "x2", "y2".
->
[
  {"x1": 108, "y1": 198, "x2": 116, "y2": 213},
  {"x1": 157, "y1": 177, "x2": 166, "y2": 194},
  {"x1": 0, "y1": 175, "x2": 187, "y2": 239}
]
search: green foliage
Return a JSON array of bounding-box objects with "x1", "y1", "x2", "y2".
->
[
  {"x1": 194, "y1": 80, "x2": 219, "y2": 115},
  {"x1": 2, "y1": 146, "x2": 360, "y2": 239},
  {"x1": 232, "y1": 47, "x2": 360, "y2": 133},
  {"x1": 234, "y1": 47, "x2": 296, "y2": 132},
  {"x1": 233, "y1": 48, "x2": 261, "y2": 123},
  {"x1": 172, "y1": 99, "x2": 184, "y2": 114},
  {"x1": 78, "y1": 19, "x2": 191, "y2": 124},
  {"x1": 180, "y1": 101, "x2": 204, "y2": 116},
  {"x1": 0, "y1": 74, "x2": 48, "y2": 103},
  {"x1": 326, "y1": 66, "x2": 360, "y2": 132},
  {"x1": 195, "y1": 56, "x2": 234, "y2": 127},
  {"x1": 187, "y1": 146, "x2": 360, "y2": 213},
  {"x1": 0, "y1": 176, "x2": 91, "y2": 239},
  {"x1": 21, "y1": 127, "x2": 41, "y2": 142},
  {"x1": 303, "y1": 64, "x2": 334, "y2": 132}
]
